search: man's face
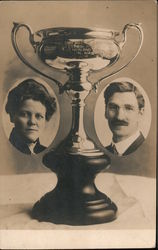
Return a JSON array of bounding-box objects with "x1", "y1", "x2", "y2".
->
[
  {"x1": 12, "y1": 99, "x2": 46, "y2": 143},
  {"x1": 105, "y1": 92, "x2": 142, "y2": 142}
]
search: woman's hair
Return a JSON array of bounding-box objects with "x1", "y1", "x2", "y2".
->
[
  {"x1": 5, "y1": 79, "x2": 57, "y2": 121},
  {"x1": 104, "y1": 81, "x2": 145, "y2": 110}
]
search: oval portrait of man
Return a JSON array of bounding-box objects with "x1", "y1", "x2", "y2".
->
[
  {"x1": 94, "y1": 78, "x2": 151, "y2": 156},
  {"x1": 2, "y1": 77, "x2": 60, "y2": 155}
]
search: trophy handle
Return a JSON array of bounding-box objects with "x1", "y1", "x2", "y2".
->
[
  {"x1": 11, "y1": 22, "x2": 63, "y2": 91},
  {"x1": 92, "y1": 23, "x2": 144, "y2": 91}
]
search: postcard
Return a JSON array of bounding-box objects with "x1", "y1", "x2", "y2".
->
[{"x1": 0, "y1": 0, "x2": 156, "y2": 249}]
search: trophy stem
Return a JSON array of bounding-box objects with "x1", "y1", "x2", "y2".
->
[
  {"x1": 71, "y1": 99, "x2": 87, "y2": 139},
  {"x1": 62, "y1": 63, "x2": 97, "y2": 153}
]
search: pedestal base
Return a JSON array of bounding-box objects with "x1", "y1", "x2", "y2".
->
[
  {"x1": 32, "y1": 188, "x2": 117, "y2": 225},
  {"x1": 31, "y1": 150, "x2": 117, "y2": 225}
]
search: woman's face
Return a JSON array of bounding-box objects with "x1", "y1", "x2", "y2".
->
[{"x1": 12, "y1": 99, "x2": 46, "y2": 143}]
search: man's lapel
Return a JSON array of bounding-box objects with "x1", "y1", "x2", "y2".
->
[{"x1": 123, "y1": 132, "x2": 145, "y2": 156}]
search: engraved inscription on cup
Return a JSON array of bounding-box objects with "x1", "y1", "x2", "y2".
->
[{"x1": 36, "y1": 28, "x2": 121, "y2": 70}]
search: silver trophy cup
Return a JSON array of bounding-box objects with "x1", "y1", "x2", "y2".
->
[{"x1": 11, "y1": 23, "x2": 143, "y2": 225}]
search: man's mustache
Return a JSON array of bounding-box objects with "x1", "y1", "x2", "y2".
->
[{"x1": 111, "y1": 119, "x2": 129, "y2": 126}]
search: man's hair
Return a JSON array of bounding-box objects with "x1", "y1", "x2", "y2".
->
[
  {"x1": 5, "y1": 79, "x2": 56, "y2": 121},
  {"x1": 104, "y1": 81, "x2": 145, "y2": 110}
]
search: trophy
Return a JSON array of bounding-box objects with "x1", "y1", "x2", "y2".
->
[{"x1": 11, "y1": 23, "x2": 143, "y2": 225}]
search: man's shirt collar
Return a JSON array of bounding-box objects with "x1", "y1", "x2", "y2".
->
[{"x1": 112, "y1": 130, "x2": 141, "y2": 155}]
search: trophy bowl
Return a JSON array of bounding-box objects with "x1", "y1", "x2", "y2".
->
[
  {"x1": 11, "y1": 23, "x2": 143, "y2": 225},
  {"x1": 36, "y1": 27, "x2": 121, "y2": 70},
  {"x1": 12, "y1": 23, "x2": 143, "y2": 93}
]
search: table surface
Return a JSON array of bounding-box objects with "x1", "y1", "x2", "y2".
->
[{"x1": 0, "y1": 172, "x2": 156, "y2": 230}]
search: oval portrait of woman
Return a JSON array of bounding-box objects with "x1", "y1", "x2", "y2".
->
[
  {"x1": 94, "y1": 77, "x2": 152, "y2": 156},
  {"x1": 2, "y1": 77, "x2": 60, "y2": 155}
]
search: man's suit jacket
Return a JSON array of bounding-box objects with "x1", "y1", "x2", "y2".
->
[
  {"x1": 9, "y1": 128, "x2": 46, "y2": 154},
  {"x1": 106, "y1": 132, "x2": 145, "y2": 156}
]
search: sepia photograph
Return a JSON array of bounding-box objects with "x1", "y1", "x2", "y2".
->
[
  {"x1": 0, "y1": 0, "x2": 157, "y2": 249},
  {"x1": 94, "y1": 77, "x2": 151, "y2": 156},
  {"x1": 3, "y1": 77, "x2": 59, "y2": 155}
]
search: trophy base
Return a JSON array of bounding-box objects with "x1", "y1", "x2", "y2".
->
[
  {"x1": 32, "y1": 190, "x2": 117, "y2": 225},
  {"x1": 31, "y1": 150, "x2": 117, "y2": 225}
]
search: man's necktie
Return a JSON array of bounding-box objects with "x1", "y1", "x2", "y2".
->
[{"x1": 112, "y1": 144, "x2": 118, "y2": 155}]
